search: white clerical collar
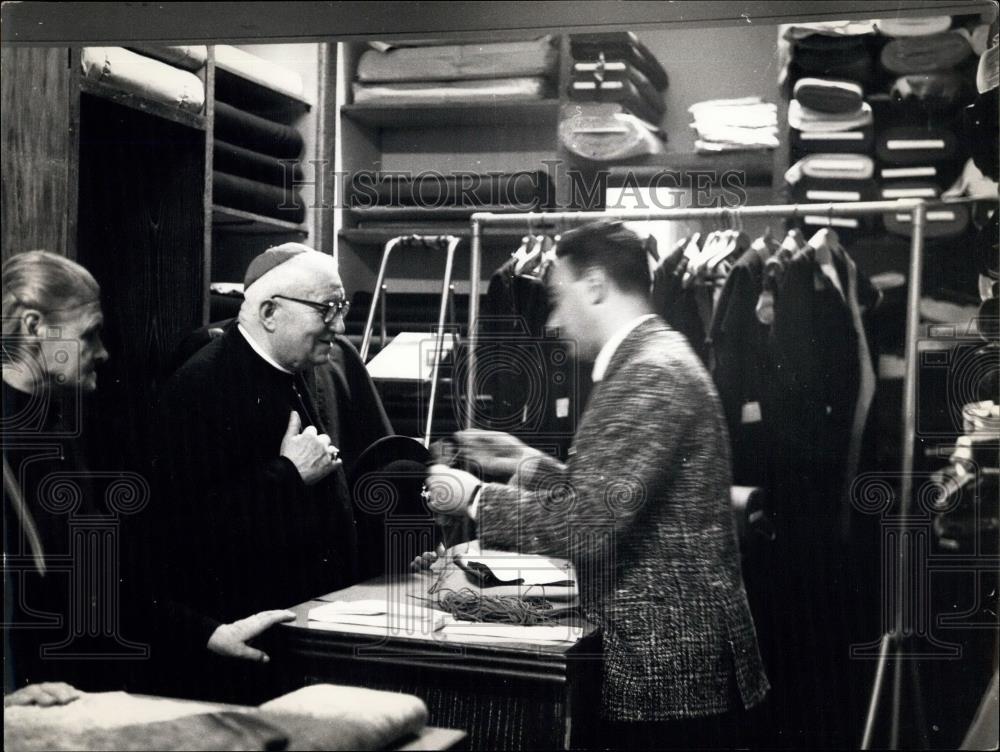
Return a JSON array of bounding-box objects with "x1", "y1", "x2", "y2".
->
[
  {"x1": 237, "y1": 323, "x2": 293, "y2": 374},
  {"x1": 592, "y1": 314, "x2": 657, "y2": 382}
]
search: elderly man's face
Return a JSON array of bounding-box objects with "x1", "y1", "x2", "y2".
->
[{"x1": 271, "y1": 270, "x2": 347, "y2": 371}]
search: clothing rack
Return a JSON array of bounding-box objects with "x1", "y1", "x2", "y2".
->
[{"x1": 465, "y1": 195, "x2": 996, "y2": 747}]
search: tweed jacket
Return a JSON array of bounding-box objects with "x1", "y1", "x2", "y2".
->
[{"x1": 477, "y1": 317, "x2": 769, "y2": 721}]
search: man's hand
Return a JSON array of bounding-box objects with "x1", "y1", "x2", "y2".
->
[
  {"x1": 453, "y1": 429, "x2": 543, "y2": 479},
  {"x1": 426, "y1": 464, "x2": 480, "y2": 518},
  {"x1": 410, "y1": 542, "x2": 446, "y2": 573},
  {"x1": 4, "y1": 682, "x2": 81, "y2": 707},
  {"x1": 206, "y1": 609, "x2": 296, "y2": 663},
  {"x1": 279, "y1": 410, "x2": 341, "y2": 485}
]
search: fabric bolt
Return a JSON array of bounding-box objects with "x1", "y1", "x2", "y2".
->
[
  {"x1": 356, "y1": 36, "x2": 557, "y2": 82},
  {"x1": 790, "y1": 46, "x2": 875, "y2": 86},
  {"x1": 349, "y1": 172, "x2": 550, "y2": 208},
  {"x1": 129, "y1": 45, "x2": 208, "y2": 71},
  {"x1": 793, "y1": 77, "x2": 864, "y2": 113},
  {"x1": 785, "y1": 153, "x2": 875, "y2": 183},
  {"x1": 571, "y1": 60, "x2": 664, "y2": 114},
  {"x1": 213, "y1": 139, "x2": 305, "y2": 187},
  {"x1": 351, "y1": 77, "x2": 548, "y2": 106},
  {"x1": 878, "y1": 180, "x2": 941, "y2": 200},
  {"x1": 876, "y1": 126, "x2": 960, "y2": 165},
  {"x1": 213, "y1": 171, "x2": 305, "y2": 223},
  {"x1": 214, "y1": 45, "x2": 307, "y2": 102},
  {"x1": 80, "y1": 47, "x2": 205, "y2": 112},
  {"x1": 788, "y1": 99, "x2": 873, "y2": 132},
  {"x1": 884, "y1": 203, "x2": 971, "y2": 238},
  {"x1": 569, "y1": 79, "x2": 662, "y2": 124},
  {"x1": 214, "y1": 101, "x2": 304, "y2": 159},
  {"x1": 880, "y1": 32, "x2": 973, "y2": 74},
  {"x1": 790, "y1": 122, "x2": 874, "y2": 155},
  {"x1": 569, "y1": 32, "x2": 669, "y2": 90},
  {"x1": 476, "y1": 317, "x2": 769, "y2": 721},
  {"x1": 777, "y1": 22, "x2": 878, "y2": 85},
  {"x1": 875, "y1": 16, "x2": 953, "y2": 37}
]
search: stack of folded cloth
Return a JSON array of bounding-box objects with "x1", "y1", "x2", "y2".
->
[
  {"x1": 347, "y1": 171, "x2": 552, "y2": 230},
  {"x1": 211, "y1": 48, "x2": 308, "y2": 223},
  {"x1": 351, "y1": 37, "x2": 558, "y2": 106},
  {"x1": 788, "y1": 79, "x2": 873, "y2": 159},
  {"x1": 688, "y1": 97, "x2": 779, "y2": 153},
  {"x1": 80, "y1": 46, "x2": 207, "y2": 113},
  {"x1": 567, "y1": 32, "x2": 668, "y2": 126},
  {"x1": 872, "y1": 16, "x2": 984, "y2": 213},
  {"x1": 784, "y1": 153, "x2": 878, "y2": 238}
]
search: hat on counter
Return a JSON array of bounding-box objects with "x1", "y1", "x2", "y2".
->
[
  {"x1": 875, "y1": 16, "x2": 953, "y2": 37},
  {"x1": 880, "y1": 31, "x2": 973, "y2": 74},
  {"x1": 244, "y1": 242, "x2": 315, "y2": 289}
]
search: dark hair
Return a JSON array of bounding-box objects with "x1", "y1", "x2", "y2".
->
[{"x1": 554, "y1": 220, "x2": 651, "y2": 297}]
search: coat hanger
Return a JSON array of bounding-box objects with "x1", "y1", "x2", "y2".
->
[{"x1": 515, "y1": 234, "x2": 546, "y2": 276}]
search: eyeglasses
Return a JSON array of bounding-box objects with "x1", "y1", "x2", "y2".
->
[{"x1": 272, "y1": 294, "x2": 350, "y2": 324}]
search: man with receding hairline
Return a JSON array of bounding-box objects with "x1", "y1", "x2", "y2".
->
[{"x1": 150, "y1": 243, "x2": 359, "y2": 702}]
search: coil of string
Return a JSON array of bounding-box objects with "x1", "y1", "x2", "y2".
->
[{"x1": 435, "y1": 587, "x2": 559, "y2": 625}]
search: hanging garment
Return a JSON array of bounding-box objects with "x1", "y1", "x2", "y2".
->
[
  {"x1": 709, "y1": 238, "x2": 776, "y2": 486},
  {"x1": 650, "y1": 235, "x2": 712, "y2": 362},
  {"x1": 767, "y1": 234, "x2": 879, "y2": 534}
]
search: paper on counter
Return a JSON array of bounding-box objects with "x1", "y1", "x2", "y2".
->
[
  {"x1": 440, "y1": 621, "x2": 584, "y2": 643},
  {"x1": 308, "y1": 602, "x2": 452, "y2": 632}
]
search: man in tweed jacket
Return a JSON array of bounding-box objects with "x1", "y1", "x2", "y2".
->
[{"x1": 428, "y1": 220, "x2": 768, "y2": 748}]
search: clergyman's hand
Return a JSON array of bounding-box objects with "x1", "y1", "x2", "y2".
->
[
  {"x1": 279, "y1": 410, "x2": 341, "y2": 485},
  {"x1": 206, "y1": 609, "x2": 296, "y2": 662},
  {"x1": 4, "y1": 682, "x2": 82, "y2": 707},
  {"x1": 410, "y1": 542, "x2": 447, "y2": 573}
]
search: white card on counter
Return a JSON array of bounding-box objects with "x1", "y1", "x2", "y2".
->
[{"x1": 741, "y1": 401, "x2": 762, "y2": 424}]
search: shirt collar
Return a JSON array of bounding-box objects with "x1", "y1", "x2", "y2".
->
[
  {"x1": 591, "y1": 314, "x2": 657, "y2": 382},
  {"x1": 237, "y1": 323, "x2": 293, "y2": 374}
]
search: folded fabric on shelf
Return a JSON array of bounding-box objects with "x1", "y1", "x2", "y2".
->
[
  {"x1": 80, "y1": 47, "x2": 205, "y2": 112},
  {"x1": 213, "y1": 100, "x2": 305, "y2": 159},
  {"x1": 213, "y1": 170, "x2": 306, "y2": 223},
  {"x1": 356, "y1": 36, "x2": 557, "y2": 82},
  {"x1": 875, "y1": 16, "x2": 953, "y2": 37},
  {"x1": 880, "y1": 31, "x2": 973, "y2": 74},
  {"x1": 788, "y1": 99, "x2": 873, "y2": 132},
  {"x1": 569, "y1": 32, "x2": 669, "y2": 90},
  {"x1": 688, "y1": 97, "x2": 779, "y2": 152},
  {"x1": 214, "y1": 44, "x2": 308, "y2": 102},
  {"x1": 789, "y1": 177, "x2": 878, "y2": 204},
  {"x1": 213, "y1": 139, "x2": 304, "y2": 186},
  {"x1": 352, "y1": 76, "x2": 548, "y2": 105},
  {"x1": 793, "y1": 77, "x2": 865, "y2": 113},
  {"x1": 129, "y1": 45, "x2": 208, "y2": 71},
  {"x1": 777, "y1": 21, "x2": 878, "y2": 85}
]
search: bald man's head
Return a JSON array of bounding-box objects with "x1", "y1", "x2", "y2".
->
[{"x1": 239, "y1": 249, "x2": 347, "y2": 372}]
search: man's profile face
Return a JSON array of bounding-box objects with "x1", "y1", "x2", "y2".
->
[
  {"x1": 272, "y1": 270, "x2": 346, "y2": 371},
  {"x1": 546, "y1": 257, "x2": 598, "y2": 361}
]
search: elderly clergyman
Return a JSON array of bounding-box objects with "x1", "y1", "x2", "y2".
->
[{"x1": 149, "y1": 243, "x2": 358, "y2": 702}]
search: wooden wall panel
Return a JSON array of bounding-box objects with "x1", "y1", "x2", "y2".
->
[
  {"x1": 1, "y1": 47, "x2": 72, "y2": 261},
  {"x1": 75, "y1": 94, "x2": 205, "y2": 467}
]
